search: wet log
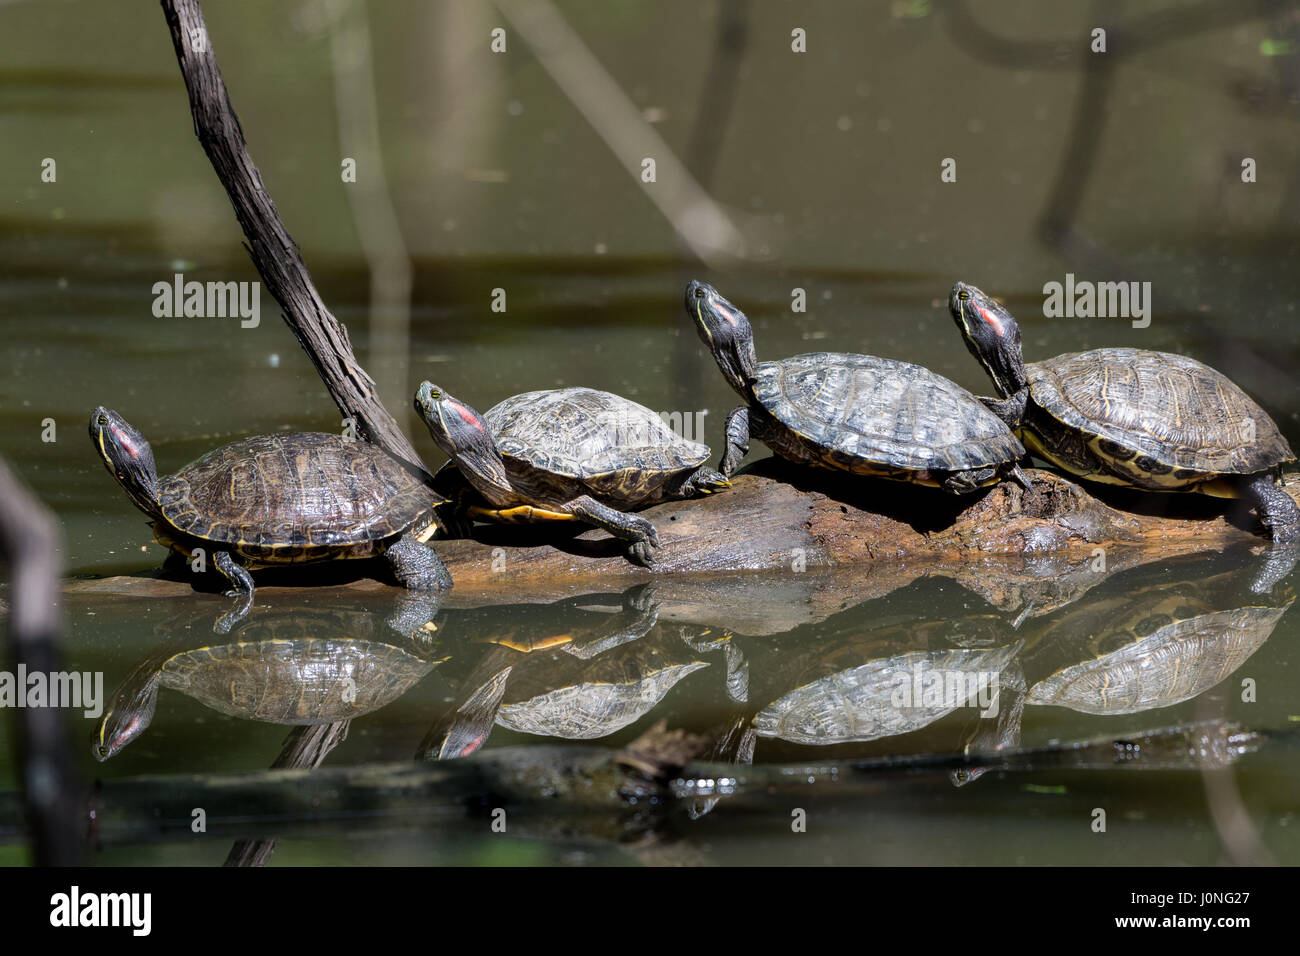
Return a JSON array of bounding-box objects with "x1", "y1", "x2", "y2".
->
[
  {"x1": 64, "y1": 464, "x2": 1299, "y2": 628},
  {"x1": 429, "y1": 462, "x2": 1299, "y2": 587}
]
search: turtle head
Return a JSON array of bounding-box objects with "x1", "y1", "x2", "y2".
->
[
  {"x1": 414, "y1": 383, "x2": 511, "y2": 501},
  {"x1": 686, "y1": 280, "x2": 759, "y2": 398},
  {"x1": 90, "y1": 407, "x2": 162, "y2": 518},
  {"x1": 93, "y1": 669, "x2": 161, "y2": 762},
  {"x1": 948, "y1": 282, "x2": 1028, "y2": 398}
]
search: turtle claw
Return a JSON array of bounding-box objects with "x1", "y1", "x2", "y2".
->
[
  {"x1": 718, "y1": 449, "x2": 746, "y2": 479},
  {"x1": 627, "y1": 531, "x2": 660, "y2": 567},
  {"x1": 386, "y1": 591, "x2": 444, "y2": 641},
  {"x1": 624, "y1": 582, "x2": 660, "y2": 613},
  {"x1": 683, "y1": 466, "x2": 731, "y2": 496},
  {"x1": 628, "y1": 540, "x2": 658, "y2": 568},
  {"x1": 623, "y1": 517, "x2": 660, "y2": 567}
]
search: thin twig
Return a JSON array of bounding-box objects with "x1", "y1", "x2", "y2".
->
[{"x1": 495, "y1": 0, "x2": 759, "y2": 264}]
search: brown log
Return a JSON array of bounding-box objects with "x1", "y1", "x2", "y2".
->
[
  {"x1": 65, "y1": 464, "x2": 1298, "y2": 634},
  {"x1": 428, "y1": 462, "x2": 1298, "y2": 584}
]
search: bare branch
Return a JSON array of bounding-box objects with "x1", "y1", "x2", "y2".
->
[{"x1": 159, "y1": 0, "x2": 430, "y2": 476}]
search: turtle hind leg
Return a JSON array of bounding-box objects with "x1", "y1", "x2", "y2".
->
[
  {"x1": 386, "y1": 533, "x2": 453, "y2": 591},
  {"x1": 720, "y1": 406, "x2": 750, "y2": 477},
  {"x1": 1009, "y1": 464, "x2": 1034, "y2": 491},
  {"x1": 161, "y1": 549, "x2": 189, "y2": 574},
  {"x1": 1240, "y1": 472, "x2": 1300, "y2": 544},
  {"x1": 566, "y1": 495, "x2": 660, "y2": 567},
  {"x1": 940, "y1": 467, "x2": 997, "y2": 495},
  {"x1": 672, "y1": 465, "x2": 731, "y2": 498}
]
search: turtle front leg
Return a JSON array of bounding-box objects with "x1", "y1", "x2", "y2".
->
[
  {"x1": 720, "y1": 406, "x2": 750, "y2": 477},
  {"x1": 1240, "y1": 472, "x2": 1300, "y2": 545},
  {"x1": 563, "y1": 584, "x2": 661, "y2": 659},
  {"x1": 385, "y1": 533, "x2": 454, "y2": 590},
  {"x1": 566, "y1": 495, "x2": 660, "y2": 567},
  {"x1": 435, "y1": 496, "x2": 477, "y2": 539},
  {"x1": 213, "y1": 551, "x2": 254, "y2": 631},
  {"x1": 431, "y1": 468, "x2": 480, "y2": 539},
  {"x1": 213, "y1": 550, "x2": 254, "y2": 595},
  {"x1": 385, "y1": 591, "x2": 445, "y2": 643},
  {"x1": 978, "y1": 390, "x2": 1029, "y2": 431},
  {"x1": 672, "y1": 465, "x2": 731, "y2": 498}
]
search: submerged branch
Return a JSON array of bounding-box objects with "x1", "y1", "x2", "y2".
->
[{"x1": 4, "y1": 720, "x2": 1263, "y2": 849}]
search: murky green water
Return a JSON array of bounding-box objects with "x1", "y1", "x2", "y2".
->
[{"x1": 3, "y1": 0, "x2": 1300, "y2": 864}]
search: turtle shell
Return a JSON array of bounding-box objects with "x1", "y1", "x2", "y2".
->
[
  {"x1": 1027, "y1": 349, "x2": 1295, "y2": 476},
  {"x1": 157, "y1": 433, "x2": 438, "y2": 559},
  {"x1": 161, "y1": 637, "x2": 436, "y2": 723},
  {"x1": 1026, "y1": 604, "x2": 1286, "y2": 715},
  {"x1": 493, "y1": 635, "x2": 710, "y2": 740},
  {"x1": 754, "y1": 644, "x2": 1019, "y2": 746},
  {"x1": 756, "y1": 353, "x2": 1023, "y2": 472},
  {"x1": 496, "y1": 660, "x2": 709, "y2": 739},
  {"x1": 484, "y1": 387, "x2": 711, "y2": 502}
]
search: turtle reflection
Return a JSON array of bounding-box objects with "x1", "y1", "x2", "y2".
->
[
  {"x1": 708, "y1": 582, "x2": 1025, "y2": 757},
  {"x1": 753, "y1": 643, "x2": 1020, "y2": 746},
  {"x1": 421, "y1": 585, "x2": 727, "y2": 758},
  {"x1": 1021, "y1": 557, "x2": 1293, "y2": 716},
  {"x1": 94, "y1": 596, "x2": 446, "y2": 761}
]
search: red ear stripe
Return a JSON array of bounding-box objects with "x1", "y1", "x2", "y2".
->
[
  {"x1": 978, "y1": 306, "x2": 1005, "y2": 336},
  {"x1": 449, "y1": 400, "x2": 485, "y2": 432},
  {"x1": 112, "y1": 425, "x2": 141, "y2": 461},
  {"x1": 715, "y1": 302, "x2": 739, "y2": 327}
]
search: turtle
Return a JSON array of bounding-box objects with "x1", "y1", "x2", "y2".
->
[
  {"x1": 948, "y1": 281, "x2": 1300, "y2": 542},
  {"x1": 684, "y1": 280, "x2": 1028, "y2": 492},
  {"x1": 751, "y1": 641, "x2": 1021, "y2": 747},
  {"x1": 419, "y1": 586, "x2": 713, "y2": 758},
  {"x1": 682, "y1": 585, "x2": 1026, "y2": 816},
  {"x1": 90, "y1": 407, "x2": 452, "y2": 613},
  {"x1": 1022, "y1": 566, "x2": 1292, "y2": 716},
  {"x1": 414, "y1": 382, "x2": 730, "y2": 566},
  {"x1": 94, "y1": 602, "x2": 448, "y2": 760}
]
